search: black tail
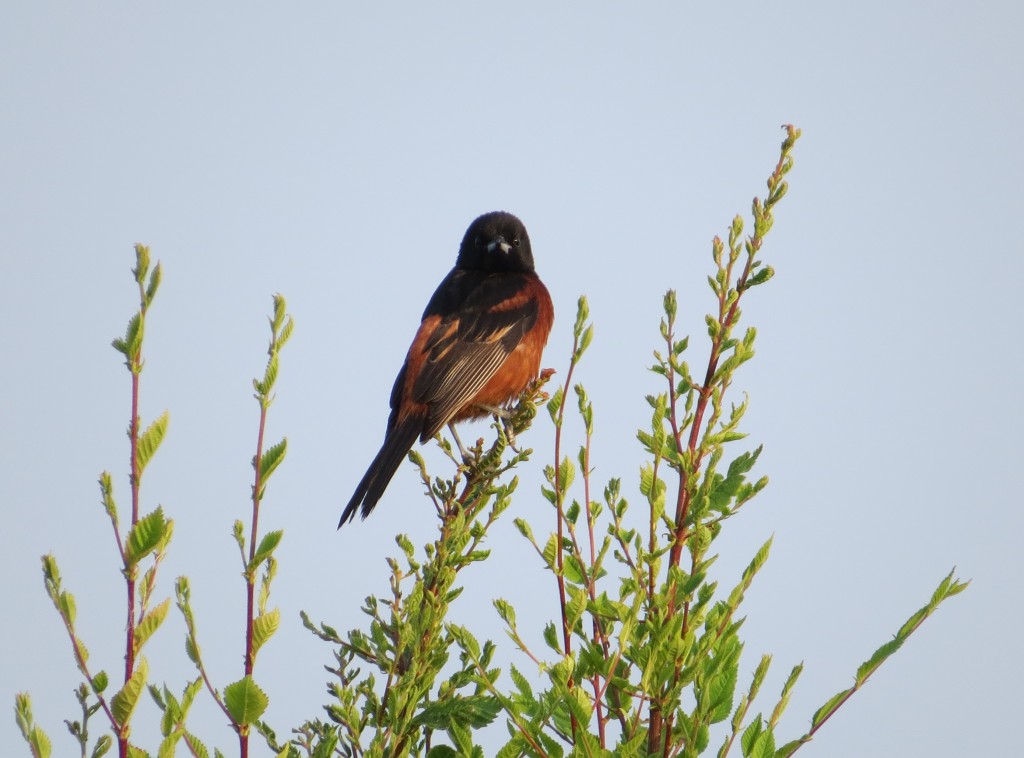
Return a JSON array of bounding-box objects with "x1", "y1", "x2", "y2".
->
[{"x1": 339, "y1": 417, "x2": 421, "y2": 527}]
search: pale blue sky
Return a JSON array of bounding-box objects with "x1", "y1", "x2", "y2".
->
[{"x1": 2, "y1": 3, "x2": 1021, "y2": 756}]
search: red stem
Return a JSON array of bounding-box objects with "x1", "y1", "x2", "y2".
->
[
  {"x1": 552, "y1": 341, "x2": 581, "y2": 741},
  {"x1": 247, "y1": 402, "x2": 267, "y2": 673},
  {"x1": 238, "y1": 402, "x2": 268, "y2": 758},
  {"x1": 118, "y1": 367, "x2": 142, "y2": 757}
]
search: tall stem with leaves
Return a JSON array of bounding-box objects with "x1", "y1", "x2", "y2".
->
[
  {"x1": 17, "y1": 245, "x2": 173, "y2": 758},
  {"x1": 175, "y1": 295, "x2": 293, "y2": 758}
]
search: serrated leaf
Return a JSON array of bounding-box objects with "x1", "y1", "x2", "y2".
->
[
  {"x1": 741, "y1": 715, "x2": 763, "y2": 756},
  {"x1": 810, "y1": 688, "x2": 850, "y2": 730},
  {"x1": 224, "y1": 676, "x2": 269, "y2": 726},
  {"x1": 91, "y1": 734, "x2": 112, "y2": 758},
  {"x1": 251, "y1": 608, "x2": 281, "y2": 658},
  {"x1": 58, "y1": 591, "x2": 77, "y2": 626},
  {"x1": 112, "y1": 313, "x2": 141, "y2": 357},
  {"x1": 578, "y1": 324, "x2": 594, "y2": 355},
  {"x1": 708, "y1": 665, "x2": 738, "y2": 723},
  {"x1": 748, "y1": 729, "x2": 776, "y2": 758},
  {"x1": 769, "y1": 663, "x2": 803, "y2": 727},
  {"x1": 774, "y1": 737, "x2": 809, "y2": 757},
  {"x1": 261, "y1": 354, "x2": 279, "y2": 395},
  {"x1": 157, "y1": 733, "x2": 181, "y2": 758},
  {"x1": 557, "y1": 455, "x2": 575, "y2": 492},
  {"x1": 415, "y1": 695, "x2": 502, "y2": 730},
  {"x1": 133, "y1": 244, "x2": 150, "y2": 283},
  {"x1": 184, "y1": 634, "x2": 200, "y2": 665},
  {"x1": 310, "y1": 736, "x2": 337, "y2": 758},
  {"x1": 136, "y1": 411, "x2": 169, "y2": 474},
  {"x1": 547, "y1": 386, "x2": 564, "y2": 422},
  {"x1": 494, "y1": 598, "x2": 516, "y2": 627},
  {"x1": 125, "y1": 508, "x2": 167, "y2": 568},
  {"x1": 563, "y1": 555, "x2": 587, "y2": 585},
  {"x1": 278, "y1": 316, "x2": 294, "y2": 348},
  {"x1": 73, "y1": 637, "x2": 90, "y2": 667},
  {"x1": 509, "y1": 664, "x2": 534, "y2": 703},
  {"x1": 111, "y1": 658, "x2": 149, "y2": 726},
  {"x1": 856, "y1": 638, "x2": 903, "y2": 683},
  {"x1": 258, "y1": 439, "x2": 287, "y2": 481},
  {"x1": 250, "y1": 530, "x2": 283, "y2": 570},
  {"x1": 134, "y1": 598, "x2": 170, "y2": 656},
  {"x1": 183, "y1": 732, "x2": 210, "y2": 758},
  {"x1": 542, "y1": 622, "x2": 561, "y2": 654},
  {"x1": 91, "y1": 671, "x2": 109, "y2": 694}
]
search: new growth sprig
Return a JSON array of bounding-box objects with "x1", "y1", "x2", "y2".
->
[
  {"x1": 302, "y1": 374, "x2": 553, "y2": 757},
  {"x1": 173, "y1": 294, "x2": 293, "y2": 758},
  {"x1": 22, "y1": 245, "x2": 172, "y2": 758}
]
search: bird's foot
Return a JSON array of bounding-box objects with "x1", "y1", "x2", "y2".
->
[
  {"x1": 447, "y1": 422, "x2": 471, "y2": 461},
  {"x1": 474, "y1": 403, "x2": 512, "y2": 419}
]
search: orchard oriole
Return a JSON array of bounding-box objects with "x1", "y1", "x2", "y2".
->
[{"x1": 339, "y1": 211, "x2": 554, "y2": 526}]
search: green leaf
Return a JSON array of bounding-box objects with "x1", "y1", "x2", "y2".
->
[
  {"x1": 769, "y1": 663, "x2": 803, "y2": 728},
  {"x1": 232, "y1": 520, "x2": 245, "y2": 555},
  {"x1": 91, "y1": 734, "x2": 112, "y2": 758},
  {"x1": 125, "y1": 508, "x2": 167, "y2": 568},
  {"x1": 557, "y1": 455, "x2": 575, "y2": 492},
  {"x1": 856, "y1": 638, "x2": 903, "y2": 683},
  {"x1": 224, "y1": 676, "x2": 269, "y2": 726},
  {"x1": 415, "y1": 695, "x2": 502, "y2": 730},
  {"x1": 144, "y1": 261, "x2": 162, "y2": 305},
  {"x1": 278, "y1": 315, "x2": 294, "y2": 349},
  {"x1": 542, "y1": 622, "x2": 561, "y2": 654},
  {"x1": 250, "y1": 530, "x2": 284, "y2": 570},
  {"x1": 260, "y1": 353, "x2": 279, "y2": 396},
  {"x1": 14, "y1": 693, "x2": 52, "y2": 758},
  {"x1": 58, "y1": 590, "x2": 77, "y2": 626},
  {"x1": 509, "y1": 665, "x2": 534, "y2": 703},
  {"x1": 27, "y1": 729, "x2": 52, "y2": 758},
  {"x1": 494, "y1": 598, "x2": 516, "y2": 628},
  {"x1": 577, "y1": 323, "x2": 594, "y2": 356},
  {"x1": 547, "y1": 385, "x2": 564, "y2": 422},
  {"x1": 563, "y1": 555, "x2": 587, "y2": 585},
  {"x1": 157, "y1": 733, "x2": 181, "y2": 758},
  {"x1": 111, "y1": 657, "x2": 149, "y2": 726},
  {"x1": 708, "y1": 663, "x2": 738, "y2": 723},
  {"x1": 810, "y1": 688, "x2": 850, "y2": 731},
  {"x1": 91, "y1": 671, "x2": 109, "y2": 694},
  {"x1": 774, "y1": 737, "x2": 810, "y2": 757},
  {"x1": 134, "y1": 598, "x2": 170, "y2": 656},
  {"x1": 258, "y1": 438, "x2": 287, "y2": 481},
  {"x1": 182, "y1": 732, "x2": 210, "y2": 758},
  {"x1": 132, "y1": 244, "x2": 150, "y2": 283},
  {"x1": 112, "y1": 313, "x2": 142, "y2": 357},
  {"x1": 748, "y1": 728, "x2": 776, "y2": 758},
  {"x1": 564, "y1": 585, "x2": 588, "y2": 633},
  {"x1": 136, "y1": 411, "x2": 169, "y2": 474},
  {"x1": 741, "y1": 715, "x2": 763, "y2": 756},
  {"x1": 745, "y1": 265, "x2": 775, "y2": 289},
  {"x1": 251, "y1": 608, "x2": 281, "y2": 658}
]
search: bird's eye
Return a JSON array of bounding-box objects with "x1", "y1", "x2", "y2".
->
[
  {"x1": 474, "y1": 235, "x2": 482, "y2": 246},
  {"x1": 512, "y1": 237, "x2": 521, "y2": 247}
]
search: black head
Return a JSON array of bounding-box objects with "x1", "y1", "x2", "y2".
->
[{"x1": 456, "y1": 211, "x2": 535, "y2": 273}]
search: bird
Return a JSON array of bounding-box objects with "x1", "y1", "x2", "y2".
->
[{"x1": 339, "y1": 211, "x2": 554, "y2": 527}]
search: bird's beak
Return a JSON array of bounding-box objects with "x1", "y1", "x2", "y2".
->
[{"x1": 487, "y1": 235, "x2": 512, "y2": 255}]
